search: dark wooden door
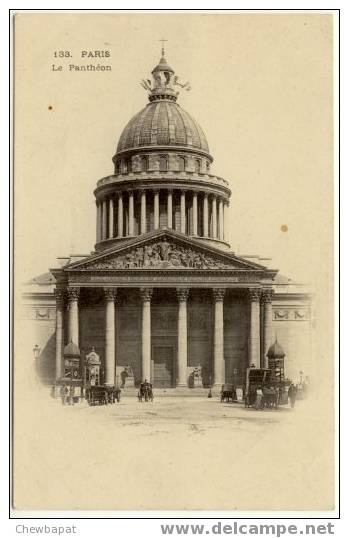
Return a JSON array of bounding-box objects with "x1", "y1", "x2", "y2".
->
[{"x1": 152, "y1": 346, "x2": 174, "y2": 387}]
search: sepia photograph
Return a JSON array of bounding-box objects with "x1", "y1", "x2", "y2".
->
[{"x1": 13, "y1": 11, "x2": 335, "y2": 513}]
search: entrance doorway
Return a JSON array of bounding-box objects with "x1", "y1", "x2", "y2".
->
[{"x1": 152, "y1": 346, "x2": 174, "y2": 387}]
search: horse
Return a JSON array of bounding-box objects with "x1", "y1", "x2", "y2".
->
[
  {"x1": 138, "y1": 383, "x2": 154, "y2": 402},
  {"x1": 262, "y1": 387, "x2": 278, "y2": 409}
]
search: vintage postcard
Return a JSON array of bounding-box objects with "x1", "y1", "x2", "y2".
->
[{"x1": 13, "y1": 12, "x2": 335, "y2": 513}]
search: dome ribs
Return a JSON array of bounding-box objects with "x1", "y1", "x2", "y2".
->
[
  {"x1": 171, "y1": 104, "x2": 187, "y2": 146},
  {"x1": 177, "y1": 107, "x2": 194, "y2": 147},
  {"x1": 122, "y1": 112, "x2": 141, "y2": 151},
  {"x1": 165, "y1": 101, "x2": 176, "y2": 144},
  {"x1": 150, "y1": 102, "x2": 161, "y2": 145},
  {"x1": 115, "y1": 101, "x2": 210, "y2": 155},
  {"x1": 196, "y1": 121, "x2": 209, "y2": 153},
  {"x1": 137, "y1": 104, "x2": 156, "y2": 147},
  {"x1": 180, "y1": 107, "x2": 201, "y2": 149},
  {"x1": 157, "y1": 102, "x2": 170, "y2": 145}
]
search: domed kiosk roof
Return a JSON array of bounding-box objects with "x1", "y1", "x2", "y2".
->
[
  {"x1": 267, "y1": 340, "x2": 285, "y2": 359},
  {"x1": 86, "y1": 347, "x2": 101, "y2": 365},
  {"x1": 116, "y1": 101, "x2": 210, "y2": 154}
]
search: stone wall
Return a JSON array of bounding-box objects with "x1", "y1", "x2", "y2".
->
[
  {"x1": 21, "y1": 287, "x2": 313, "y2": 387},
  {"x1": 117, "y1": 305, "x2": 142, "y2": 384},
  {"x1": 21, "y1": 300, "x2": 56, "y2": 384},
  {"x1": 224, "y1": 298, "x2": 249, "y2": 386},
  {"x1": 188, "y1": 300, "x2": 212, "y2": 386}
]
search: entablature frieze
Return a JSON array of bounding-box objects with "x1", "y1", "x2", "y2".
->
[
  {"x1": 94, "y1": 178, "x2": 230, "y2": 202},
  {"x1": 66, "y1": 272, "x2": 266, "y2": 287}
]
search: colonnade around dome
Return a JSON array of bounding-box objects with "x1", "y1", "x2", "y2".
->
[{"x1": 95, "y1": 187, "x2": 229, "y2": 249}]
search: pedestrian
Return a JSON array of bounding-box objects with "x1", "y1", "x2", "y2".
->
[
  {"x1": 288, "y1": 383, "x2": 297, "y2": 408},
  {"x1": 255, "y1": 388, "x2": 264, "y2": 410},
  {"x1": 69, "y1": 384, "x2": 75, "y2": 405},
  {"x1": 61, "y1": 385, "x2": 69, "y2": 405}
]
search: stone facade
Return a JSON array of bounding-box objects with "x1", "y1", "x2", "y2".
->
[
  {"x1": 22, "y1": 50, "x2": 313, "y2": 389},
  {"x1": 22, "y1": 264, "x2": 312, "y2": 388}
]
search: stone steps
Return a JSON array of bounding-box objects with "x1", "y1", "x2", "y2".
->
[{"x1": 120, "y1": 387, "x2": 220, "y2": 398}]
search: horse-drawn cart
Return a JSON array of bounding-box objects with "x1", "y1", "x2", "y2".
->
[
  {"x1": 220, "y1": 383, "x2": 237, "y2": 403},
  {"x1": 244, "y1": 367, "x2": 291, "y2": 409},
  {"x1": 138, "y1": 383, "x2": 154, "y2": 402},
  {"x1": 86, "y1": 385, "x2": 121, "y2": 406}
]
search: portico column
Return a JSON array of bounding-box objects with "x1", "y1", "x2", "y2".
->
[
  {"x1": 218, "y1": 198, "x2": 224, "y2": 240},
  {"x1": 167, "y1": 189, "x2": 173, "y2": 229},
  {"x1": 128, "y1": 191, "x2": 134, "y2": 236},
  {"x1": 102, "y1": 198, "x2": 107, "y2": 240},
  {"x1": 154, "y1": 190, "x2": 160, "y2": 230},
  {"x1": 140, "y1": 288, "x2": 153, "y2": 382},
  {"x1": 262, "y1": 289, "x2": 274, "y2": 368},
  {"x1": 140, "y1": 190, "x2": 147, "y2": 234},
  {"x1": 180, "y1": 190, "x2": 186, "y2": 233},
  {"x1": 104, "y1": 288, "x2": 117, "y2": 386},
  {"x1": 67, "y1": 286, "x2": 80, "y2": 346},
  {"x1": 108, "y1": 198, "x2": 114, "y2": 238},
  {"x1": 213, "y1": 288, "x2": 226, "y2": 385},
  {"x1": 96, "y1": 201, "x2": 101, "y2": 243},
  {"x1": 118, "y1": 193, "x2": 123, "y2": 237},
  {"x1": 192, "y1": 192, "x2": 198, "y2": 235},
  {"x1": 54, "y1": 288, "x2": 65, "y2": 380},
  {"x1": 203, "y1": 194, "x2": 209, "y2": 237},
  {"x1": 248, "y1": 288, "x2": 261, "y2": 367},
  {"x1": 99, "y1": 201, "x2": 103, "y2": 241},
  {"x1": 212, "y1": 196, "x2": 217, "y2": 239},
  {"x1": 223, "y1": 202, "x2": 228, "y2": 241},
  {"x1": 176, "y1": 288, "x2": 190, "y2": 387}
]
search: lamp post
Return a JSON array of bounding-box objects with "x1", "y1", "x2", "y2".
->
[
  {"x1": 32, "y1": 344, "x2": 41, "y2": 383},
  {"x1": 233, "y1": 368, "x2": 238, "y2": 385},
  {"x1": 208, "y1": 374, "x2": 212, "y2": 398}
]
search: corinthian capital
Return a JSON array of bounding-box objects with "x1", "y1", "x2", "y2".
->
[
  {"x1": 212, "y1": 288, "x2": 226, "y2": 302},
  {"x1": 67, "y1": 286, "x2": 80, "y2": 301},
  {"x1": 261, "y1": 288, "x2": 274, "y2": 304},
  {"x1": 247, "y1": 288, "x2": 262, "y2": 302},
  {"x1": 140, "y1": 287, "x2": 153, "y2": 302},
  {"x1": 54, "y1": 287, "x2": 66, "y2": 306},
  {"x1": 103, "y1": 287, "x2": 118, "y2": 301},
  {"x1": 176, "y1": 288, "x2": 190, "y2": 302}
]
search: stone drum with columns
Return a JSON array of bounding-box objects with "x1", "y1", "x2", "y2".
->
[{"x1": 22, "y1": 47, "x2": 311, "y2": 390}]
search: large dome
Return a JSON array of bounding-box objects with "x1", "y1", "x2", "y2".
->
[{"x1": 116, "y1": 101, "x2": 210, "y2": 154}]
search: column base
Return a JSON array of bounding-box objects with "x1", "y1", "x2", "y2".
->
[{"x1": 177, "y1": 382, "x2": 188, "y2": 388}]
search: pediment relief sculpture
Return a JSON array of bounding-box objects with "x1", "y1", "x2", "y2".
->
[{"x1": 81, "y1": 240, "x2": 237, "y2": 270}]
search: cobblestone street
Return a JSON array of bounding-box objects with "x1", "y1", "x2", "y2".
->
[{"x1": 14, "y1": 390, "x2": 333, "y2": 512}]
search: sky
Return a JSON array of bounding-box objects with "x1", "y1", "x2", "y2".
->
[{"x1": 15, "y1": 13, "x2": 333, "y2": 288}]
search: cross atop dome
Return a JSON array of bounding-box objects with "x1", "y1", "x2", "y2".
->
[{"x1": 159, "y1": 38, "x2": 168, "y2": 57}]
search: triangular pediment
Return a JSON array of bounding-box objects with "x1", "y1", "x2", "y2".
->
[{"x1": 65, "y1": 229, "x2": 273, "y2": 273}]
